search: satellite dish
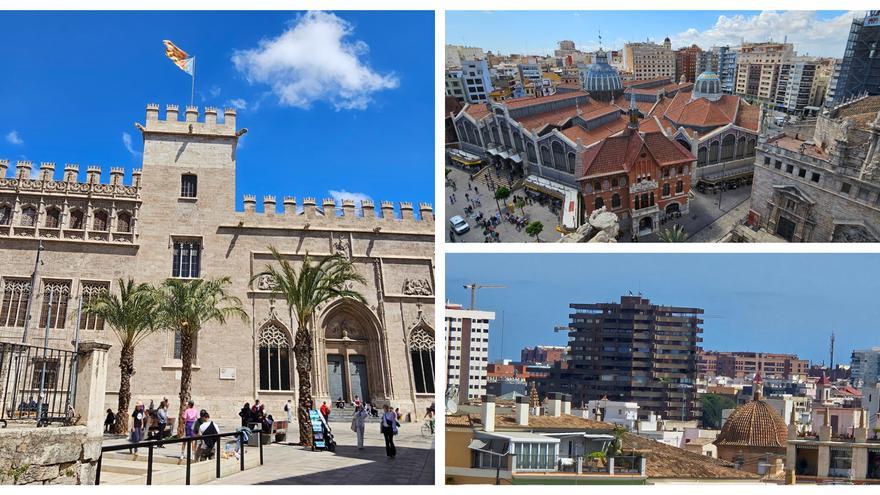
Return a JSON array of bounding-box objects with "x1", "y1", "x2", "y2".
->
[{"x1": 446, "y1": 384, "x2": 459, "y2": 414}]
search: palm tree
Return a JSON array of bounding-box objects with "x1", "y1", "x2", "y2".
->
[
  {"x1": 657, "y1": 224, "x2": 688, "y2": 242},
  {"x1": 153, "y1": 277, "x2": 247, "y2": 437},
  {"x1": 81, "y1": 278, "x2": 158, "y2": 434},
  {"x1": 254, "y1": 246, "x2": 367, "y2": 446}
]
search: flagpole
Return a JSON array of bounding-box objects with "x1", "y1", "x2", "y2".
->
[{"x1": 190, "y1": 57, "x2": 195, "y2": 107}]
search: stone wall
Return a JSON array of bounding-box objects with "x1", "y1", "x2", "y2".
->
[{"x1": 0, "y1": 426, "x2": 101, "y2": 485}]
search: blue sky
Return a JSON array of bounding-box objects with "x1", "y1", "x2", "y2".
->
[
  {"x1": 447, "y1": 254, "x2": 880, "y2": 365},
  {"x1": 0, "y1": 11, "x2": 434, "y2": 212},
  {"x1": 447, "y1": 10, "x2": 859, "y2": 58}
]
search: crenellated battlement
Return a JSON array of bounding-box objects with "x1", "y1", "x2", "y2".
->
[
  {"x1": 0, "y1": 158, "x2": 142, "y2": 198},
  {"x1": 237, "y1": 194, "x2": 434, "y2": 225},
  {"x1": 141, "y1": 103, "x2": 241, "y2": 138}
]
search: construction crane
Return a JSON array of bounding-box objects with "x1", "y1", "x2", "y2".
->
[{"x1": 462, "y1": 283, "x2": 505, "y2": 310}]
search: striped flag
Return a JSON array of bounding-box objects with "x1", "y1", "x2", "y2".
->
[{"x1": 163, "y1": 40, "x2": 194, "y2": 76}]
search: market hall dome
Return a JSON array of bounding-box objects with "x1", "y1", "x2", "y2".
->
[
  {"x1": 580, "y1": 49, "x2": 624, "y2": 102},
  {"x1": 692, "y1": 71, "x2": 722, "y2": 101}
]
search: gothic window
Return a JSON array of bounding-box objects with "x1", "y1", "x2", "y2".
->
[
  {"x1": 259, "y1": 323, "x2": 292, "y2": 391},
  {"x1": 69, "y1": 209, "x2": 84, "y2": 230},
  {"x1": 708, "y1": 141, "x2": 720, "y2": 163},
  {"x1": 410, "y1": 326, "x2": 435, "y2": 394},
  {"x1": 552, "y1": 141, "x2": 566, "y2": 170},
  {"x1": 540, "y1": 145, "x2": 551, "y2": 166},
  {"x1": 116, "y1": 212, "x2": 132, "y2": 233},
  {"x1": 720, "y1": 134, "x2": 736, "y2": 161},
  {"x1": 39, "y1": 280, "x2": 70, "y2": 329},
  {"x1": 746, "y1": 138, "x2": 756, "y2": 156},
  {"x1": 20, "y1": 206, "x2": 37, "y2": 227},
  {"x1": 736, "y1": 136, "x2": 747, "y2": 158},
  {"x1": 697, "y1": 147, "x2": 708, "y2": 166},
  {"x1": 79, "y1": 282, "x2": 108, "y2": 331},
  {"x1": 172, "y1": 239, "x2": 201, "y2": 278},
  {"x1": 513, "y1": 131, "x2": 524, "y2": 152},
  {"x1": 456, "y1": 122, "x2": 466, "y2": 143},
  {"x1": 0, "y1": 279, "x2": 30, "y2": 327},
  {"x1": 567, "y1": 152, "x2": 576, "y2": 174},
  {"x1": 44, "y1": 207, "x2": 61, "y2": 228},
  {"x1": 93, "y1": 210, "x2": 109, "y2": 231},
  {"x1": 500, "y1": 122, "x2": 512, "y2": 147},
  {"x1": 527, "y1": 142, "x2": 537, "y2": 161},
  {"x1": 181, "y1": 174, "x2": 198, "y2": 198},
  {"x1": 611, "y1": 193, "x2": 621, "y2": 208},
  {"x1": 491, "y1": 125, "x2": 500, "y2": 145},
  {"x1": 0, "y1": 204, "x2": 12, "y2": 225},
  {"x1": 481, "y1": 128, "x2": 491, "y2": 147}
]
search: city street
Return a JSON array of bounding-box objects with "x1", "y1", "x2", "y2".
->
[{"x1": 643, "y1": 184, "x2": 752, "y2": 242}]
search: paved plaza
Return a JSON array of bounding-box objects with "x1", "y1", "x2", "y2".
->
[
  {"x1": 206, "y1": 419, "x2": 435, "y2": 485},
  {"x1": 445, "y1": 164, "x2": 752, "y2": 243}
]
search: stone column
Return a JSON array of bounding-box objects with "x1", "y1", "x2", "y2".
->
[
  {"x1": 73, "y1": 339, "x2": 112, "y2": 437},
  {"x1": 817, "y1": 445, "x2": 830, "y2": 478}
]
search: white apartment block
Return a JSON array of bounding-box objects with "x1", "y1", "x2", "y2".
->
[
  {"x1": 446, "y1": 44, "x2": 486, "y2": 68},
  {"x1": 851, "y1": 347, "x2": 880, "y2": 387},
  {"x1": 445, "y1": 304, "x2": 495, "y2": 402},
  {"x1": 623, "y1": 40, "x2": 675, "y2": 80},
  {"x1": 735, "y1": 42, "x2": 795, "y2": 101}
]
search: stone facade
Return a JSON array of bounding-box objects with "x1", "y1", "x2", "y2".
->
[
  {"x1": 0, "y1": 104, "x2": 435, "y2": 423},
  {"x1": 748, "y1": 95, "x2": 880, "y2": 241},
  {"x1": 0, "y1": 426, "x2": 102, "y2": 484}
]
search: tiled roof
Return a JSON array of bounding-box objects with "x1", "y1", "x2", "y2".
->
[
  {"x1": 561, "y1": 115, "x2": 628, "y2": 146},
  {"x1": 734, "y1": 102, "x2": 760, "y2": 131},
  {"x1": 517, "y1": 100, "x2": 613, "y2": 132},
  {"x1": 769, "y1": 135, "x2": 828, "y2": 160},
  {"x1": 623, "y1": 433, "x2": 759, "y2": 480},
  {"x1": 504, "y1": 90, "x2": 590, "y2": 110},
  {"x1": 663, "y1": 92, "x2": 740, "y2": 129},
  {"x1": 495, "y1": 414, "x2": 613, "y2": 430},
  {"x1": 464, "y1": 103, "x2": 491, "y2": 119},
  {"x1": 445, "y1": 414, "x2": 473, "y2": 427},
  {"x1": 579, "y1": 130, "x2": 693, "y2": 179},
  {"x1": 446, "y1": 96, "x2": 464, "y2": 117},
  {"x1": 714, "y1": 399, "x2": 788, "y2": 449}
]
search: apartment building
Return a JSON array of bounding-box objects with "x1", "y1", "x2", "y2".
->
[
  {"x1": 623, "y1": 38, "x2": 675, "y2": 80},
  {"x1": 446, "y1": 303, "x2": 496, "y2": 402},
  {"x1": 699, "y1": 351, "x2": 809, "y2": 380},
  {"x1": 735, "y1": 42, "x2": 795, "y2": 102}
]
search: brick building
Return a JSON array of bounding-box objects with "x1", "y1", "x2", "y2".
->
[
  {"x1": 520, "y1": 345, "x2": 566, "y2": 365},
  {"x1": 675, "y1": 44, "x2": 703, "y2": 83},
  {"x1": 699, "y1": 351, "x2": 809, "y2": 380}
]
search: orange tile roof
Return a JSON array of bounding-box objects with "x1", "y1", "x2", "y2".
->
[
  {"x1": 504, "y1": 90, "x2": 590, "y2": 110},
  {"x1": 734, "y1": 102, "x2": 760, "y2": 131},
  {"x1": 561, "y1": 115, "x2": 628, "y2": 146},
  {"x1": 579, "y1": 130, "x2": 693, "y2": 178},
  {"x1": 769, "y1": 135, "x2": 828, "y2": 160},
  {"x1": 464, "y1": 103, "x2": 490, "y2": 119},
  {"x1": 663, "y1": 92, "x2": 740, "y2": 129},
  {"x1": 517, "y1": 100, "x2": 614, "y2": 132},
  {"x1": 496, "y1": 414, "x2": 613, "y2": 430},
  {"x1": 714, "y1": 399, "x2": 788, "y2": 449},
  {"x1": 623, "y1": 433, "x2": 759, "y2": 480}
]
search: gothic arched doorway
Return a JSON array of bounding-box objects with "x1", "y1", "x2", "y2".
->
[{"x1": 318, "y1": 300, "x2": 388, "y2": 406}]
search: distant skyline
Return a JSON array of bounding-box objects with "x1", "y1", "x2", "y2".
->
[
  {"x1": 0, "y1": 11, "x2": 434, "y2": 211},
  {"x1": 446, "y1": 254, "x2": 880, "y2": 366},
  {"x1": 447, "y1": 10, "x2": 860, "y2": 59}
]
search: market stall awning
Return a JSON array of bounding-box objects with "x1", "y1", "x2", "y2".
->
[{"x1": 524, "y1": 175, "x2": 580, "y2": 230}]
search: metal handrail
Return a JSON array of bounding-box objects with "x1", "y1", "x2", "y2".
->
[{"x1": 96, "y1": 429, "x2": 262, "y2": 485}]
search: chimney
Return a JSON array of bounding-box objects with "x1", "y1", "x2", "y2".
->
[
  {"x1": 0, "y1": 159, "x2": 8, "y2": 177},
  {"x1": 380, "y1": 201, "x2": 395, "y2": 220},
  {"x1": 482, "y1": 395, "x2": 496, "y2": 433},
  {"x1": 243, "y1": 194, "x2": 257, "y2": 213},
  {"x1": 515, "y1": 395, "x2": 529, "y2": 426},
  {"x1": 546, "y1": 392, "x2": 562, "y2": 417},
  {"x1": 38, "y1": 162, "x2": 55, "y2": 181},
  {"x1": 109, "y1": 167, "x2": 124, "y2": 186},
  {"x1": 855, "y1": 409, "x2": 868, "y2": 443},
  {"x1": 166, "y1": 104, "x2": 179, "y2": 122},
  {"x1": 64, "y1": 163, "x2": 79, "y2": 182},
  {"x1": 361, "y1": 200, "x2": 376, "y2": 218},
  {"x1": 562, "y1": 394, "x2": 572, "y2": 415},
  {"x1": 15, "y1": 160, "x2": 33, "y2": 179},
  {"x1": 263, "y1": 195, "x2": 276, "y2": 215},
  {"x1": 283, "y1": 196, "x2": 297, "y2": 216}
]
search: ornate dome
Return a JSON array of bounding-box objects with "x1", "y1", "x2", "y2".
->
[
  {"x1": 714, "y1": 399, "x2": 788, "y2": 449},
  {"x1": 693, "y1": 71, "x2": 722, "y2": 101},
  {"x1": 580, "y1": 50, "x2": 623, "y2": 101}
]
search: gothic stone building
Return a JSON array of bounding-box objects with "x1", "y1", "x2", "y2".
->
[
  {"x1": 0, "y1": 104, "x2": 436, "y2": 423},
  {"x1": 748, "y1": 94, "x2": 880, "y2": 241}
]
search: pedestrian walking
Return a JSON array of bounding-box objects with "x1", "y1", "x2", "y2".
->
[
  {"x1": 380, "y1": 404, "x2": 398, "y2": 458},
  {"x1": 351, "y1": 403, "x2": 369, "y2": 450},
  {"x1": 285, "y1": 399, "x2": 294, "y2": 426},
  {"x1": 155, "y1": 399, "x2": 168, "y2": 446},
  {"x1": 320, "y1": 401, "x2": 331, "y2": 422},
  {"x1": 180, "y1": 400, "x2": 199, "y2": 460},
  {"x1": 104, "y1": 408, "x2": 115, "y2": 433},
  {"x1": 129, "y1": 400, "x2": 146, "y2": 454}
]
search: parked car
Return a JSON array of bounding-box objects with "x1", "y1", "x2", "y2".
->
[{"x1": 449, "y1": 215, "x2": 470, "y2": 235}]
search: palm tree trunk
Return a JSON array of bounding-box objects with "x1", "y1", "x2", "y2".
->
[
  {"x1": 294, "y1": 324, "x2": 313, "y2": 447},
  {"x1": 176, "y1": 331, "x2": 194, "y2": 438},
  {"x1": 113, "y1": 343, "x2": 135, "y2": 434}
]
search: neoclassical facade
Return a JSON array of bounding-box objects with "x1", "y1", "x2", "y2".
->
[{"x1": 0, "y1": 104, "x2": 435, "y2": 422}]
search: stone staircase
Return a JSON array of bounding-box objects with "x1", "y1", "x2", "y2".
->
[
  {"x1": 473, "y1": 165, "x2": 522, "y2": 193},
  {"x1": 98, "y1": 447, "x2": 260, "y2": 485}
]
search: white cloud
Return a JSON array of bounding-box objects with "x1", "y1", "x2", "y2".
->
[
  {"x1": 5, "y1": 130, "x2": 23, "y2": 145},
  {"x1": 328, "y1": 189, "x2": 373, "y2": 214},
  {"x1": 122, "y1": 132, "x2": 141, "y2": 157},
  {"x1": 232, "y1": 11, "x2": 399, "y2": 110},
  {"x1": 226, "y1": 98, "x2": 248, "y2": 111},
  {"x1": 210, "y1": 86, "x2": 221, "y2": 98},
  {"x1": 672, "y1": 11, "x2": 861, "y2": 57}
]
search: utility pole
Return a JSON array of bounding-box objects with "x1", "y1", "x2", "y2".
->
[{"x1": 21, "y1": 240, "x2": 45, "y2": 343}]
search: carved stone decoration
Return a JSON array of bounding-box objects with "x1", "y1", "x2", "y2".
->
[
  {"x1": 832, "y1": 224, "x2": 878, "y2": 243},
  {"x1": 259, "y1": 323, "x2": 290, "y2": 348},
  {"x1": 256, "y1": 274, "x2": 278, "y2": 291},
  {"x1": 325, "y1": 317, "x2": 364, "y2": 341},
  {"x1": 588, "y1": 206, "x2": 620, "y2": 243},
  {"x1": 332, "y1": 234, "x2": 351, "y2": 259},
  {"x1": 402, "y1": 278, "x2": 433, "y2": 296},
  {"x1": 409, "y1": 325, "x2": 434, "y2": 352}
]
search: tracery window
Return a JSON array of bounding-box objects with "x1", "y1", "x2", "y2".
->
[
  {"x1": 93, "y1": 210, "x2": 109, "y2": 231},
  {"x1": 117, "y1": 212, "x2": 132, "y2": 233},
  {"x1": 20, "y1": 206, "x2": 37, "y2": 227},
  {"x1": 259, "y1": 323, "x2": 292, "y2": 391},
  {"x1": 39, "y1": 280, "x2": 71, "y2": 329},
  {"x1": 69, "y1": 209, "x2": 84, "y2": 229},
  {"x1": 0, "y1": 204, "x2": 11, "y2": 225},
  {"x1": 79, "y1": 282, "x2": 109, "y2": 331},
  {"x1": 0, "y1": 279, "x2": 31, "y2": 327},
  {"x1": 44, "y1": 207, "x2": 61, "y2": 228},
  {"x1": 410, "y1": 326, "x2": 435, "y2": 394}
]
